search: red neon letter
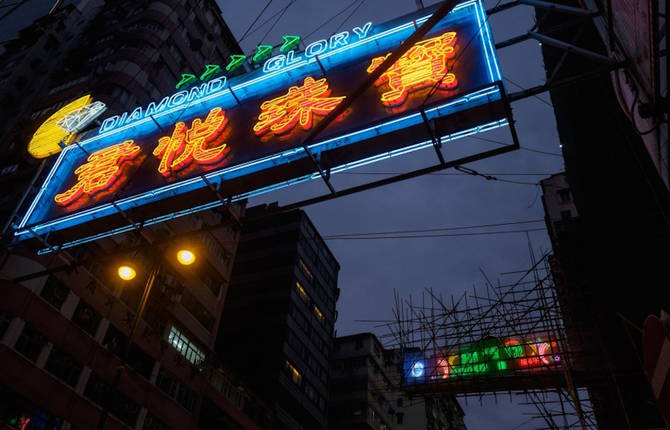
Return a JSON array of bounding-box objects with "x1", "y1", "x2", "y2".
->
[
  {"x1": 367, "y1": 31, "x2": 458, "y2": 107},
  {"x1": 54, "y1": 140, "x2": 141, "y2": 206},
  {"x1": 153, "y1": 107, "x2": 229, "y2": 177},
  {"x1": 253, "y1": 76, "x2": 345, "y2": 137}
]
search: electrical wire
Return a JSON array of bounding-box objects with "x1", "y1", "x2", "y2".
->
[
  {"x1": 257, "y1": 0, "x2": 296, "y2": 47},
  {"x1": 303, "y1": 0, "x2": 362, "y2": 40},
  {"x1": 322, "y1": 228, "x2": 546, "y2": 240},
  {"x1": 322, "y1": 219, "x2": 545, "y2": 238},
  {"x1": 239, "y1": 0, "x2": 274, "y2": 42}
]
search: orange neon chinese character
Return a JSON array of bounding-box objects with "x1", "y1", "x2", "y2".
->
[
  {"x1": 367, "y1": 31, "x2": 458, "y2": 106},
  {"x1": 253, "y1": 76, "x2": 345, "y2": 137},
  {"x1": 153, "y1": 107, "x2": 229, "y2": 177},
  {"x1": 54, "y1": 140, "x2": 141, "y2": 206}
]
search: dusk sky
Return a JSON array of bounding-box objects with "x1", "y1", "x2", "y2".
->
[{"x1": 217, "y1": 0, "x2": 565, "y2": 427}]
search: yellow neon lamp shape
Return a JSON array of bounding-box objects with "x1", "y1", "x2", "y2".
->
[{"x1": 28, "y1": 94, "x2": 92, "y2": 159}]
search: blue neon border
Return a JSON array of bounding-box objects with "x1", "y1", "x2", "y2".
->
[{"x1": 17, "y1": 0, "x2": 503, "y2": 241}]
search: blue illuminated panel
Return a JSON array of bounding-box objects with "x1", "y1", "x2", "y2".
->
[{"x1": 16, "y1": 0, "x2": 506, "y2": 244}]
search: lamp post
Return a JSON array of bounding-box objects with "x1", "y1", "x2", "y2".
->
[{"x1": 95, "y1": 247, "x2": 196, "y2": 430}]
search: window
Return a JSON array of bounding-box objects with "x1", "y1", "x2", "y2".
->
[
  {"x1": 72, "y1": 301, "x2": 101, "y2": 337},
  {"x1": 144, "y1": 412, "x2": 169, "y2": 430},
  {"x1": 168, "y1": 325, "x2": 205, "y2": 365},
  {"x1": 14, "y1": 324, "x2": 47, "y2": 362},
  {"x1": 45, "y1": 347, "x2": 82, "y2": 387},
  {"x1": 397, "y1": 397, "x2": 404, "y2": 407},
  {"x1": 397, "y1": 412, "x2": 404, "y2": 424},
  {"x1": 558, "y1": 188, "x2": 571, "y2": 203},
  {"x1": 295, "y1": 281, "x2": 308, "y2": 302},
  {"x1": 285, "y1": 360, "x2": 302, "y2": 386},
  {"x1": 40, "y1": 277, "x2": 70, "y2": 310},
  {"x1": 313, "y1": 305, "x2": 324, "y2": 323},
  {"x1": 0, "y1": 311, "x2": 11, "y2": 338},
  {"x1": 298, "y1": 259, "x2": 314, "y2": 282},
  {"x1": 84, "y1": 374, "x2": 140, "y2": 426},
  {"x1": 180, "y1": 290, "x2": 215, "y2": 330},
  {"x1": 156, "y1": 369, "x2": 195, "y2": 411}
]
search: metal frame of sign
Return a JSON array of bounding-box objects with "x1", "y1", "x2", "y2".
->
[{"x1": 14, "y1": 0, "x2": 519, "y2": 253}]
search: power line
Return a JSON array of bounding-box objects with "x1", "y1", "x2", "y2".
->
[
  {"x1": 239, "y1": 0, "x2": 274, "y2": 42},
  {"x1": 322, "y1": 219, "x2": 545, "y2": 238},
  {"x1": 322, "y1": 228, "x2": 546, "y2": 240}
]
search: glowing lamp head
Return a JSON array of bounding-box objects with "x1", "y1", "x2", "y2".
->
[
  {"x1": 176, "y1": 249, "x2": 196, "y2": 266},
  {"x1": 117, "y1": 265, "x2": 136, "y2": 281},
  {"x1": 411, "y1": 361, "x2": 425, "y2": 378}
]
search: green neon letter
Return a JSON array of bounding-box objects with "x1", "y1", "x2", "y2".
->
[
  {"x1": 253, "y1": 44, "x2": 274, "y2": 63},
  {"x1": 200, "y1": 64, "x2": 222, "y2": 81},
  {"x1": 225, "y1": 54, "x2": 247, "y2": 72},
  {"x1": 176, "y1": 73, "x2": 197, "y2": 90},
  {"x1": 280, "y1": 35, "x2": 301, "y2": 53}
]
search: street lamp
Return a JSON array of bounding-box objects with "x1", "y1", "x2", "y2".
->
[
  {"x1": 176, "y1": 248, "x2": 196, "y2": 266},
  {"x1": 117, "y1": 265, "x2": 136, "y2": 281},
  {"x1": 100, "y1": 247, "x2": 197, "y2": 429}
]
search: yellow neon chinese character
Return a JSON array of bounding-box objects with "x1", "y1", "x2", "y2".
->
[
  {"x1": 367, "y1": 31, "x2": 458, "y2": 106},
  {"x1": 153, "y1": 107, "x2": 229, "y2": 177},
  {"x1": 253, "y1": 76, "x2": 345, "y2": 137},
  {"x1": 54, "y1": 140, "x2": 141, "y2": 206}
]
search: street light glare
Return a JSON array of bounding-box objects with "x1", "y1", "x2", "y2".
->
[
  {"x1": 118, "y1": 265, "x2": 136, "y2": 281},
  {"x1": 177, "y1": 249, "x2": 196, "y2": 266}
]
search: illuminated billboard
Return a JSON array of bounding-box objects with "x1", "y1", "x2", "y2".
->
[
  {"x1": 404, "y1": 336, "x2": 561, "y2": 384},
  {"x1": 15, "y1": 0, "x2": 512, "y2": 249}
]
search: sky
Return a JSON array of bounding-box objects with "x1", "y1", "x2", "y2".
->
[
  {"x1": 216, "y1": 0, "x2": 565, "y2": 427},
  {"x1": 1, "y1": 0, "x2": 566, "y2": 427}
]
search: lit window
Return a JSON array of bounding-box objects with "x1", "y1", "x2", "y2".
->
[
  {"x1": 295, "y1": 281, "x2": 309, "y2": 302},
  {"x1": 168, "y1": 325, "x2": 205, "y2": 365},
  {"x1": 298, "y1": 259, "x2": 314, "y2": 282},
  {"x1": 313, "y1": 305, "x2": 324, "y2": 322},
  {"x1": 285, "y1": 360, "x2": 302, "y2": 386}
]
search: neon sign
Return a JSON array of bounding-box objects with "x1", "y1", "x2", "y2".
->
[
  {"x1": 404, "y1": 336, "x2": 561, "y2": 383},
  {"x1": 16, "y1": 0, "x2": 512, "y2": 249},
  {"x1": 368, "y1": 31, "x2": 458, "y2": 106},
  {"x1": 253, "y1": 77, "x2": 345, "y2": 137},
  {"x1": 54, "y1": 140, "x2": 141, "y2": 206},
  {"x1": 154, "y1": 107, "x2": 230, "y2": 177}
]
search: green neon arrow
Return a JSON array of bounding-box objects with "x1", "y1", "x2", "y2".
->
[
  {"x1": 200, "y1": 64, "x2": 222, "y2": 81},
  {"x1": 280, "y1": 35, "x2": 301, "y2": 53},
  {"x1": 225, "y1": 54, "x2": 246, "y2": 72},
  {"x1": 252, "y1": 44, "x2": 273, "y2": 63},
  {"x1": 176, "y1": 73, "x2": 197, "y2": 90}
]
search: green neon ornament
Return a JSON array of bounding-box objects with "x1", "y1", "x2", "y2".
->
[
  {"x1": 225, "y1": 54, "x2": 246, "y2": 72},
  {"x1": 280, "y1": 35, "x2": 301, "y2": 53},
  {"x1": 200, "y1": 64, "x2": 222, "y2": 81},
  {"x1": 176, "y1": 73, "x2": 197, "y2": 90},
  {"x1": 252, "y1": 44, "x2": 273, "y2": 63}
]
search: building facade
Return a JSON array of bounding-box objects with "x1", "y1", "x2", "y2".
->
[
  {"x1": 0, "y1": 0, "x2": 242, "y2": 230},
  {"x1": 0, "y1": 204, "x2": 274, "y2": 429},
  {"x1": 330, "y1": 333, "x2": 466, "y2": 430},
  {"x1": 218, "y1": 205, "x2": 340, "y2": 430}
]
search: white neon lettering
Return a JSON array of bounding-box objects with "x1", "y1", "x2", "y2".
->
[
  {"x1": 206, "y1": 76, "x2": 226, "y2": 93},
  {"x1": 99, "y1": 116, "x2": 119, "y2": 133},
  {"x1": 187, "y1": 83, "x2": 208, "y2": 102},
  {"x1": 286, "y1": 50, "x2": 302, "y2": 66},
  {"x1": 263, "y1": 54, "x2": 285, "y2": 72},
  {"x1": 305, "y1": 39, "x2": 328, "y2": 57},
  {"x1": 353, "y1": 22, "x2": 372, "y2": 40},
  {"x1": 329, "y1": 31, "x2": 349, "y2": 49},
  {"x1": 168, "y1": 91, "x2": 188, "y2": 108},
  {"x1": 146, "y1": 97, "x2": 169, "y2": 117},
  {"x1": 126, "y1": 106, "x2": 143, "y2": 123}
]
